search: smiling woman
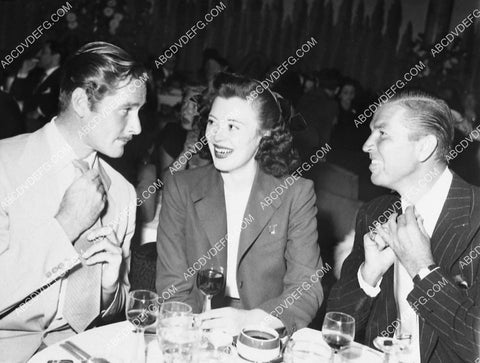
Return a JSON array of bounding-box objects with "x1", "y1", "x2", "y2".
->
[{"x1": 156, "y1": 72, "x2": 324, "y2": 336}]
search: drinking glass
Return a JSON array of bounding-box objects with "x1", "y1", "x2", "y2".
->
[
  {"x1": 322, "y1": 312, "x2": 355, "y2": 362},
  {"x1": 157, "y1": 315, "x2": 202, "y2": 363},
  {"x1": 196, "y1": 265, "x2": 225, "y2": 312},
  {"x1": 373, "y1": 321, "x2": 413, "y2": 363},
  {"x1": 126, "y1": 290, "x2": 159, "y2": 363},
  {"x1": 159, "y1": 301, "x2": 193, "y2": 319},
  {"x1": 283, "y1": 339, "x2": 331, "y2": 362}
]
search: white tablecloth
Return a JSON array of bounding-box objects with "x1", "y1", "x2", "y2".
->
[{"x1": 29, "y1": 321, "x2": 384, "y2": 362}]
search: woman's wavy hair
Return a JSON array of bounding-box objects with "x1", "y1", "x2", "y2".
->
[{"x1": 197, "y1": 72, "x2": 300, "y2": 177}]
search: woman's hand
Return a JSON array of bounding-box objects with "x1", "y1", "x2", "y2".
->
[{"x1": 198, "y1": 307, "x2": 283, "y2": 336}]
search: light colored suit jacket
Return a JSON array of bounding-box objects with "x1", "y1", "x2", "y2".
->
[
  {"x1": 156, "y1": 164, "x2": 324, "y2": 334},
  {"x1": 0, "y1": 122, "x2": 136, "y2": 362}
]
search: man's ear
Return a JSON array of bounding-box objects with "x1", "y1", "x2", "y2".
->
[
  {"x1": 70, "y1": 87, "x2": 90, "y2": 118},
  {"x1": 417, "y1": 134, "x2": 438, "y2": 162}
]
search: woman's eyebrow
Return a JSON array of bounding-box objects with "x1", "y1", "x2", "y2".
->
[{"x1": 227, "y1": 118, "x2": 244, "y2": 124}]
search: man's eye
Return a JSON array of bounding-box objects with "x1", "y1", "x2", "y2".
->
[
  {"x1": 207, "y1": 119, "x2": 214, "y2": 125},
  {"x1": 120, "y1": 108, "x2": 130, "y2": 115},
  {"x1": 228, "y1": 124, "x2": 239, "y2": 130}
]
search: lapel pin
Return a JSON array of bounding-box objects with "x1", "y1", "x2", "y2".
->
[{"x1": 269, "y1": 224, "x2": 278, "y2": 235}]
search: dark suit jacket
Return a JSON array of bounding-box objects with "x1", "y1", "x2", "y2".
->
[
  {"x1": 328, "y1": 172, "x2": 480, "y2": 362},
  {"x1": 10, "y1": 67, "x2": 61, "y2": 126},
  {"x1": 0, "y1": 90, "x2": 24, "y2": 139},
  {"x1": 156, "y1": 164, "x2": 324, "y2": 333}
]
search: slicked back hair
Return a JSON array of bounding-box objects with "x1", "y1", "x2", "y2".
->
[
  {"x1": 384, "y1": 92, "x2": 454, "y2": 163},
  {"x1": 58, "y1": 41, "x2": 146, "y2": 113}
]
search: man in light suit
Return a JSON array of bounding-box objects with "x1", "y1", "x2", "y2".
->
[
  {"x1": 328, "y1": 93, "x2": 480, "y2": 362},
  {"x1": 0, "y1": 42, "x2": 146, "y2": 362}
]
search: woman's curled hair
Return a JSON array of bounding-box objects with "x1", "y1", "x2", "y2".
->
[{"x1": 198, "y1": 72, "x2": 300, "y2": 177}]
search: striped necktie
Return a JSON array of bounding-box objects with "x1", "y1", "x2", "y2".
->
[{"x1": 62, "y1": 160, "x2": 103, "y2": 333}]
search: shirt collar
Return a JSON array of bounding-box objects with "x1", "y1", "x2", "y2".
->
[
  {"x1": 401, "y1": 167, "x2": 452, "y2": 234},
  {"x1": 46, "y1": 117, "x2": 97, "y2": 170},
  {"x1": 43, "y1": 65, "x2": 59, "y2": 78}
]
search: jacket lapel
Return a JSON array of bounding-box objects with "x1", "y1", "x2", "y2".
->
[
  {"x1": 17, "y1": 126, "x2": 72, "y2": 215},
  {"x1": 191, "y1": 166, "x2": 228, "y2": 268},
  {"x1": 421, "y1": 172, "x2": 472, "y2": 362},
  {"x1": 190, "y1": 166, "x2": 283, "y2": 271},
  {"x1": 237, "y1": 168, "x2": 282, "y2": 265},
  {"x1": 430, "y1": 173, "x2": 472, "y2": 269}
]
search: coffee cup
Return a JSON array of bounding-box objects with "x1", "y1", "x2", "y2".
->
[{"x1": 237, "y1": 326, "x2": 280, "y2": 362}]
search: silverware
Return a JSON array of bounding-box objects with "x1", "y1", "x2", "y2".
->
[
  {"x1": 64, "y1": 341, "x2": 91, "y2": 360},
  {"x1": 60, "y1": 342, "x2": 84, "y2": 360},
  {"x1": 59, "y1": 340, "x2": 110, "y2": 363}
]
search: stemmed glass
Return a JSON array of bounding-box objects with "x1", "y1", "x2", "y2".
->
[
  {"x1": 126, "y1": 290, "x2": 159, "y2": 363},
  {"x1": 322, "y1": 312, "x2": 355, "y2": 362},
  {"x1": 196, "y1": 265, "x2": 225, "y2": 312}
]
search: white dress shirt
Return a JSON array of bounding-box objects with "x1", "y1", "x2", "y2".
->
[
  {"x1": 358, "y1": 167, "x2": 452, "y2": 362},
  {"x1": 223, "y1": 181, "x2": 253, "y2": 299}
]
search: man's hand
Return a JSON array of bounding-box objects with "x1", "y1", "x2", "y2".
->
[
  {"x1": 55, "y1": 160, "x2": 106, "y2": 241},
  {"x1": 199, "y1": 308, "x2": 283, "y2": 336},
  {"x1": 18, "y1": 58, "x2": 38, "y2": 77},
  {"x1": 384, "y1": 206, "x2": 434, "y2": 277},
  {"x1": 361, "y1": 224, "x2": 396, "y2": 286},
  {"x1": 82, "y1": 226, "x2": 123, "y2": 303}
]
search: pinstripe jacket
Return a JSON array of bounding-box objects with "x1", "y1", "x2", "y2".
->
[{"x1": 328, "y1": 172, "x2": 480, "y2": 363}]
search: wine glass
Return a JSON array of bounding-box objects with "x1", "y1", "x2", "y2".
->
[
  {"x1": 322, "y1": 312, "x2": 355, "y2": 362},
  {"x1": 126, "y1": 290, "x2": 159, "y2": 363},
  {"x1": 196, "y1": 265, "x2": 225, "y2": 312}
]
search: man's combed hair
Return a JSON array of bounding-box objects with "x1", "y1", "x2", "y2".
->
[
  {"x1": 199, "y1": 72, "x2": 300, "y2": 177},
  {"x1": 58, "y1": 41, "x2": 146, "y2": 112},
  {"x1": 387, "y1": 92, "x2": 455, "y2": 162}
]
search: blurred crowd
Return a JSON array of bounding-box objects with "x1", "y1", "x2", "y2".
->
[{"x1": 1, "y1": 40, "x2": 480, "y2": 233}]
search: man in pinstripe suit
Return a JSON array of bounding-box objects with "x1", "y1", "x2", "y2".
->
[{"x1": 328, "y1": 93, "x2": 480, "y2": 362}]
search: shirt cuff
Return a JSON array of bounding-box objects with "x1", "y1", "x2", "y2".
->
[
  {"x1": 357, "y1": 263, "x2": 382, "y2": 297},
  {"x1": 417, "y1": 266, "x2": 440, "y2": 280}
]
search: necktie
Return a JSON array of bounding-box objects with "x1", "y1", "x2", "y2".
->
[{"x1": 63, "y1": 160, "x2": 103, "y2": 333}]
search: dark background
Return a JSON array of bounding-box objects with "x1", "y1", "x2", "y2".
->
[{"x1": 1, "y1": 0, "x2": 480, "y2": 96}]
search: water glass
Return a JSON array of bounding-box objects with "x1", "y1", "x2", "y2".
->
[
  {"x1": 157, "y1": 315, "x2": 201, "y2": 363},
  {"x1": 159, "y1": 301, "x2": 193, "y2": 319}
]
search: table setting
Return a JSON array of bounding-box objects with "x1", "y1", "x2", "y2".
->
[{"x1": 29, "y1": 265, "x2": 389, "y2": 362}]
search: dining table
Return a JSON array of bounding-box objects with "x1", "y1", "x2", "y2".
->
[{"x1": 29, "y1": 321, "x2": 385, "y2": 362}]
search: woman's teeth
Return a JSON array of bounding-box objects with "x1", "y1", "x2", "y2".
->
[{"x1": 214, "y1": 146, "x2": 233, "y2": 158}]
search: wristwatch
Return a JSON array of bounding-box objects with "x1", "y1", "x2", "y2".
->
[{"x1": 413, "y1": 264, "x2": 438, "y2": 283}]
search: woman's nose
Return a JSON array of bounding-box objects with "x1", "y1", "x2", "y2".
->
[{"x1": 211, "y1": 125, "x2": 227, "y2": 141}]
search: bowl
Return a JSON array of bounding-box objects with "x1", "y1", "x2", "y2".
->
[{"x1": 237, "y1": 326, "x2": 280, "y2": 362}]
